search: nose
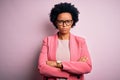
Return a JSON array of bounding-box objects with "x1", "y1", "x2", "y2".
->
[{"x1": 63, "y1": 22, "x2": 67, "y2": 27}]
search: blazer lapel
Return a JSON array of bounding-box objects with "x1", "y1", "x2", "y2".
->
[
  {"x1": 69, "y1": 33, "x2": 79, "y2": 61},
  {"x1": 50, "y1": 34, "x2": 58, "y2": 61},
  {"x1": 50, "y1": 33, "x2": 78, "y2": 61},
  {"x1": 69, "y1": 33, "x2": 74, "y2": 61}
]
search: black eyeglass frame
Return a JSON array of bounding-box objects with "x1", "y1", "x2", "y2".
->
[{"x1": 56, "y1": 20, "x2": 73, "y2": 26}]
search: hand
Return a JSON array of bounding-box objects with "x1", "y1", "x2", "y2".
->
[
  {"x1": 78, "y1": 56, "x2": 88, "y2": 62},
  {"x1": 46, "y1": 61, "x2": 57, "y2": 67},
  {"x1": 46, "y1": 61, "x2": 63, "y2": 69}
]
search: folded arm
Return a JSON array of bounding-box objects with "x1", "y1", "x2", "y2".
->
[
  {"x1": 38, "y1": 37, "x2": 69, "y2": 78},
  {"x1": 61, "y1": 39, "x2": 92, "y2": 74}
]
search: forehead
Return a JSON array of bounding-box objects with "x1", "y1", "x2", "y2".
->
[{"x1": 57, "y1": 12, "x2": 72, "y2": 20}]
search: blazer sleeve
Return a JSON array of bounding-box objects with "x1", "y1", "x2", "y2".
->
[
  {"x1": 38, "y1": 37, "x2": 69, "y2": 78},
  {"x1": 62, "y1": 39, "x2": 92, "y2": 74}
]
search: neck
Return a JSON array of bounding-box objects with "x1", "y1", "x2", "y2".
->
[{"x1": 58, "y1": 32, "x2": 70, "y2": 40}]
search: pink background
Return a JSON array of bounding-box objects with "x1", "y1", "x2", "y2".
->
[{"x1": 0, "y1": 0, "x2": 120, "y2": 80}]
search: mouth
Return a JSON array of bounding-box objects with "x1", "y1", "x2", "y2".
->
[
  {"x1": 62, "y1": 28, "x2": 67, "y2": 31},
  {"x1": 62, "y1": 29, "x2": 67, "y2": 32}
]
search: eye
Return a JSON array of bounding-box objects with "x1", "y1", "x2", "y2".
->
[
  {"x1": 65, "y1": 20, "x2": 73, "y2": 24},
  {"x1": 66, "y1": 20, "x2": 71, "y2": 23},
  {"x1": 57, "y1": 20, "x2": 63, "y2": 23}
]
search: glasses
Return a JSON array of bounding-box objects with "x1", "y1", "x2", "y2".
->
[{"x1": 56, "y1": 20, "x2": 73, "y2": 26}]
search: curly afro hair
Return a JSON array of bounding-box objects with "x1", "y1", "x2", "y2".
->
[{"x1": 50, "y1": 2, "x2": 80, "y2": 28}]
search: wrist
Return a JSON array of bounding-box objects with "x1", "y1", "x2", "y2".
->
[{"x1": 56, "y1": 61, "x2": 63, "y2": 69}]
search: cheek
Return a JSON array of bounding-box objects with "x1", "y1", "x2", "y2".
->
[
  {"x1": 57, "y1": 26, "x2": 61, "y2": 29},
  {"x1": 57, "y1": 27, "x2": 63, "y2": 31},
  {"x1": 68, "y1": 26, "x2": 72, "y2": 29}
]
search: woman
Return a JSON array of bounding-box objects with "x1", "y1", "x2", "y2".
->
[{"x1": 38, "y1": 2, "x2": 92, "y2": 80}]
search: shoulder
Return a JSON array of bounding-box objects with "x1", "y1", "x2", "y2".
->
[
  {"x1": 43, "y1": 34, "x2": 57, "y2": 41},
  {"x1": 71, "y1": 34, "x2": 85, "y2": 43},
  {"x1": 71, "y1": 34, "x2": 88, "y2": 47}
]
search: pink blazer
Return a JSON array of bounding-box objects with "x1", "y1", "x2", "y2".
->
[{"x1": 38, "y1": 33, "x2": 92, "y2": 80}]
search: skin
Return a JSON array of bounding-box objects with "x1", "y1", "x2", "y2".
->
[
  {"x1": 46, "y1": 12, "x2": 88, "y2": 68},
  {"x1": 56, "y1": 12, "x2": 73, "y2": 40}
]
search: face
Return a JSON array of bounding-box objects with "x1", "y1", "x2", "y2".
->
[{"x1": 56, "y1": 12, "x2": 73, "y2": 34}]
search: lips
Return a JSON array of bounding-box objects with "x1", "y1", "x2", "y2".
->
[{"x1": 62, "y1": 28, "x2": 67, "y2": 31}]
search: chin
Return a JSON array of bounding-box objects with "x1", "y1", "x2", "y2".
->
[{"x1": 61, "y1": 32, "x2": 69, "y2": 34}]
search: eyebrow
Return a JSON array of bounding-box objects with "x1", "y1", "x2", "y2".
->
[{"x1": 57, "y1": 19, "x2": 72, "y2": 21}]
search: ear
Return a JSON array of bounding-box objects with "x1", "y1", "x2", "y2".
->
[
  {"x1": 55, "y1": 21, "x2": 58, "y2": 29},
  {"x1": 71, "y1": 20, "x2": 74, "y2": 27}
]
